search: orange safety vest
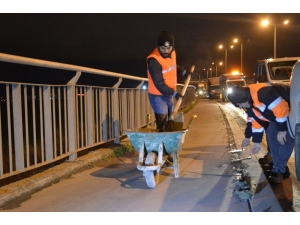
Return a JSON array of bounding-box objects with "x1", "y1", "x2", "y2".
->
[
  {"x1": 248, "y1": 83, "x2": 289, "y2": 123},
  {"x1": 247, "y1": 108, "x2": 270, "y2": 133},
  {"x1": 147, "y1": 48, "x2": 177, "y2": 95}
]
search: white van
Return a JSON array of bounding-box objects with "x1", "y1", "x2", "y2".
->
[{"x1": 254, "y1": 57, "x2": 300, "y2": 84}]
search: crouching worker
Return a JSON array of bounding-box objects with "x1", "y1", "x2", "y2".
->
[{"x1": 227, "y1": 83, "x2": 294, "y2": 184}]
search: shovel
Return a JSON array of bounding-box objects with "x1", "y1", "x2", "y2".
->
[{"x1": 165, "y1": 65, "x2": 195, "y2": 131}]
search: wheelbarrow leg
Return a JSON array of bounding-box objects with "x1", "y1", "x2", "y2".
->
[
  {"x1": 138, "y1": 144, "x2": 145, "y2": 164},
  {"x1": 138, "y1": 144, "x2": 147, "y2": 176},
  {"x1": 157, "y1": 143, "x2": 164, "y2": 165},
  {"x1": 173, "y1": 151, "x2": 179, "y2": 178}
]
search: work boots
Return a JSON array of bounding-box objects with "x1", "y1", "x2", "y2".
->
[
  {"x1": 258, "y1": 154, "x2": 273, "y2": 164},
  {"x1": 268, "y1": 166, "x2": 290, "y2": 184},
  {"x1": 155, "y1": 114, "x2": 168, "y2": 132}
]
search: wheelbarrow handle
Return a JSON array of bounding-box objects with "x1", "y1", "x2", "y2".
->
[{"x1": 187, "y1": 115, "x2": 197, "y2": 130}]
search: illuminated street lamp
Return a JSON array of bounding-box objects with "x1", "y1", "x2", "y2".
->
[
  {"x1": 233, "y1": 38, "x2": 243, "y2": 73},
  {"x1": 212, "y1": 62, "x2": 216, "y2": 76},
  {"x1": 219, "y1": 44, "x2": 233, "y2": 73},
  {"x1": 218, "y1": 62, "x2": 223, "y2": 76},
  {"x1": 261, "y1": 19, "x2": 289, "y2": 59},
  {"x1": 212, "y1": 62, "x2": 223, "y2": 77},
  {"x1": 203, "y1": 68, "x2": 208, "y2": 79},
  {"x1": 203, "y1": 68, "x2": 212, "y2": 78}
]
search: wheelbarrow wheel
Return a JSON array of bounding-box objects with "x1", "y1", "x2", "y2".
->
[{"x1": 145, "y1": 170, "x2": 159, "y2": 188}]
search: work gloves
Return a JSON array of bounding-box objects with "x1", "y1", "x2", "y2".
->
[
  {"x1": 174, "y1": 91, "x2": 184, "y2": 100},
  {"x1": 277, "y1": 131, "x2": 287, "y2": 145},
  {"x1": 241, "y1": 138, "x2": 250, "y2": 147},
  {"x1": 250, "y1": 143, "x2": 261, "y2": 155}
]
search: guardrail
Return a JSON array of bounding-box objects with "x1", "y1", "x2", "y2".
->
[{"x1": 0, "y1": 52, "x2": 195, "y2": 180}]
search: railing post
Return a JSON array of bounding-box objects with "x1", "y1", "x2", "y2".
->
[
  {"x1": 141, "y1": 90, "x2": 147, "y2": 126},
  {"x1": 135, "y1": 89, "x2": 141, "y2": 128},
  {"x1": 129, "y1": 90, "x2": 135, "y2": 129},
  {"x1": 43, "y1": 86, "x2": 54, "y2": 161},
  {"x1": 121, "y1": 90, "x2": 127, "y2": 133},
  {"x1": 67, "y1": 84, "x2": 77, "y2": 161},
  {"x1": 12, "y1": 84, "x2": 24, "y2": 171},
  {"x1": 112, "y1": 88, "x2": 120, "y2": 144},
  {"x1": 86, "y1": 87, "x2": 94, "y2": 145},
  {"x1": 101, "y1": 89, "x2": 107, "y2": 141}
]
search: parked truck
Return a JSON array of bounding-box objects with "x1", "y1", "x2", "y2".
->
[
  {"x1": 207, "y1": 77, "x2": 221, "y2": 99},
  {"x1": 219, "y1": 73, "x2": 247, "y2": 102}
]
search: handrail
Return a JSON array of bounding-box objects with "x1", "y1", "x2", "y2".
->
[{"x1": 0, "y1": 52, "x2": 148, "y2": 82}]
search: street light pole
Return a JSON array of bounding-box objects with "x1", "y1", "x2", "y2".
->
[
  {"x1": 212, "y1": 62, "x2": 222, "y2": 77},
  {"x1": 233, "y1": 38, "x2": 243, "y2": 73},
  {"x1": 225, "y1": 49, "x2": 227, "y2": 73},
  {"x1": 219, "y1": 62, "x2": 223, "y2": 75},
  {"x1": 261, "y1": 19, "x2": 289, "y2": 59},
  {"x1": 204, "y1": 69, "x2": 208, "y2": 79},
  {"x1": 241, "y1": 42, "x2": 243, "y2": 72},
  {"x1": 219, "y1": 44, "x2": 233, "y2": 74},
  {"x1": 274, "y1": 25, "x2": 277, "y2": 59},
  {"x1": 212, "y1": 62, "x2": 217, "y2": 77}
]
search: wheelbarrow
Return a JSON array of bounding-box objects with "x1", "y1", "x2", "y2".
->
[{"x1": 125, "y1": 115, "x2": 197, "y2": 188}]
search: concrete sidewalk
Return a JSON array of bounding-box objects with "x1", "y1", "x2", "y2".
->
[
  {"x1": 0, "y1": 99, "x2": 283, "y2": 211},
  {"x1": 179, "y1": 99, "x2": 282, "y2": 211}
]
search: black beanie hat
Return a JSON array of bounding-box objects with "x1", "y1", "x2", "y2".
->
[
  {"x1": 227, "y1": 86, "x2": 251, "y2": 107},
  {"x1": 157, "y1": 31, "x2": 174, "y2": 47}
]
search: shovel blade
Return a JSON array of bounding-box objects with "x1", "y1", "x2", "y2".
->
[
  {"x1": 173, "y1": 112, "x2": 184, "y2": 123},
  {"x1": 165, "y1": 112, "x2": 184, "y2": 131}
]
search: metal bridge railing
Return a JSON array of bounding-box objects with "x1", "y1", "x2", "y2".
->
[{"x1": 0, "y1": 52, "x2": 195, "y2": 180}]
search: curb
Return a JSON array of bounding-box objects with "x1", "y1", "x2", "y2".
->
[{"x1": 218, "y1": 103, "x2": 283, "y2": 211}]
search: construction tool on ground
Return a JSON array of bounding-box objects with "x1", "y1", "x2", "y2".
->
[
  {"x1": 230, "y1": 147, "x2": 252, "y2": 162},
  {"x1": 165, "y1": 65, "x2": 195, "y2": 131},
  {"x1": 231, "y1": 155, "x2": 252, "y2": 162},
  {"x1": 229, "y1": 149, "x2": 243, "y2": 153}
]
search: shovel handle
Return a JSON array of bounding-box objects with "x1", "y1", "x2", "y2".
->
[
  {"x1": 180, "y1": 65, "x2": 195, "y2": 96},
  {"x1": 172, "y1": 65, "x2": 195, "y2": 114}
]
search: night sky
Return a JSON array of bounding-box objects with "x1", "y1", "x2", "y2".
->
[{"x1": 1, "y1": 12, "x2": 300, "y2": 85}]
